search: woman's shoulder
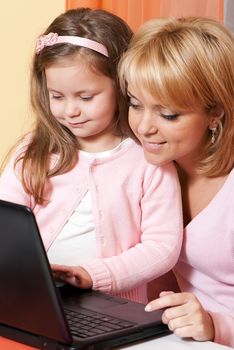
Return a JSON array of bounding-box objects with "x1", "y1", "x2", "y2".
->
[
  {"x1": 221, "y1": 167, "x2": 234, "y2": 190},
  {"x1": 229, "y1": 167, "x2": 234, "y2": 180}
]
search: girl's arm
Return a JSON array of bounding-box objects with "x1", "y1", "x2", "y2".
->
[
  {"x1": 51, "y1": 264, "x2": 93, "y2": 289},
  {"x1": 80, "y1": 162, "x2": 183, "y2": 294}
]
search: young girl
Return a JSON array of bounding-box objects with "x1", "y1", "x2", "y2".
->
[
  {"x1": 119, "y1": 16, "x2": 234, "y2": 346},
  {"x1": 0, "y1": 8, "x2": 183, "y2": 305}
]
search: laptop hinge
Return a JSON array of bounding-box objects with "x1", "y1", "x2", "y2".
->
[
  {"x1": 40, "y1": 339, "x2": 79, "y2": 350},
  {"x1": 41, "y1": 340, "x2": 59, "y2": 349},
  {"x1": 40, "y1": 340, "x2": 72, "y2": 350}
]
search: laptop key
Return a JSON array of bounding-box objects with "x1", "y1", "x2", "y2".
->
[{"x1": 64, "y1": 307, "x2": 135, "y2": 338}]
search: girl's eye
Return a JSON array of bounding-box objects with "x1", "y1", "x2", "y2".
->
[
  {"x1": 160, "y1": 113, "x2": 180, "y2": 121},
  {"x1": 50, "y1": 94, "x2": 63, "y2": 100},
  {"x1": 80, "y1": 96, "x2": 93, "y2": 101}
]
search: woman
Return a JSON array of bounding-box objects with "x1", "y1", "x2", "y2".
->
[{"x1": 119, "y1": 16, "x2": 234, "y2": 347}]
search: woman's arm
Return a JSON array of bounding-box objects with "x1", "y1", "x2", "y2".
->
[
  {"x1": 145, "y1": 291, "x2": 234, "y2": 348},
  {"x1": 210, "y1": 311, "x2": 234, "y2": 348}
]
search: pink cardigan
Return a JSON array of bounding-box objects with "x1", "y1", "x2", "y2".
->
[
  {"x1": 174, "y1": 168, "x2": 234, "y2": 348},
  {"x1": 0, "y1": 139, "x2": 183, "y2": 304}
]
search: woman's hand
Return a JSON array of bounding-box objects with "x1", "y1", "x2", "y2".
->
[
  {"x1": 51, "y1": 264, "x2": 93, "y2": 289},
  {"x1": 145, "y1": 291, "x2": 215, "y2": 342}
]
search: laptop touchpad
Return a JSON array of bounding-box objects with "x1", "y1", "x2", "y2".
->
[{"x1": 61, "y1": 286, "x2": 128, "y2": 310}]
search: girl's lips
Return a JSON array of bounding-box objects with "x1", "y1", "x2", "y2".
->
[
  {"x1": 68, "y1": 121, "x2": 88, "y2": 127},
  {"x1": 142, "y1": 140, "x2": 167, "y2": 152}
]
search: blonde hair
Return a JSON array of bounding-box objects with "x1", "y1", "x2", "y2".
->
[
  {"x1": 119, "y1": 17, "x2": 234, "y2": 176},
  {"x1": 2, "y1": 8, "x2": 133, "y2": 204}
]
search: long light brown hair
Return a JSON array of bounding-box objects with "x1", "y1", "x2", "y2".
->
[
  {"x1": 4, "y1": 8, "x2": 133, "y2": 204},
  {"x1": 119, "y1": 17, "x2": 234, "y2": 176}
]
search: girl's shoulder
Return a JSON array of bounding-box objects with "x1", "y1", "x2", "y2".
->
[
  {"x1": 123, "y1": 138, "x2": 178, "y2": 177},
  {"x1": 12, "y1": 132, "x2": 34, "y2": 155},
  {"x1": 0, "y1": 132, "x2": 33, "y2": 170}
]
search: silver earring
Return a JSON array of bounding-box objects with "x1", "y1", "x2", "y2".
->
[{"x1": 209, "y1": 127, "x2": 217, "y2": 144}]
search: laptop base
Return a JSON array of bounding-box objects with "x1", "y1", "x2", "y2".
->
[{"x1": 0, "y1": 322, "x2": 170, "y2": 350}]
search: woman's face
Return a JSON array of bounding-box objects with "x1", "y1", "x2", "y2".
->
[{"x1": 127, "y1": 85, "x2": 213, "y2": 168}]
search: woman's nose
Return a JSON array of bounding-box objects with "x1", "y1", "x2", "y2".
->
[{"x1": 137, "y1": 113, "x2": 158, "y2": 136}]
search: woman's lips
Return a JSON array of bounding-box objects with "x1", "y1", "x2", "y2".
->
[{"x1": 142, "y1": 140, "x2": 167, "y2": 152}]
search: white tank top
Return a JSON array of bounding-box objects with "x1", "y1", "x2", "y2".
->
[{"x1": 47, "y1": 138, "x2": 131, "y2": 265}]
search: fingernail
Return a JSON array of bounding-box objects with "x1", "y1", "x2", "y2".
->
[{"x1": 145, "y1": 304, "x2": 152, "y2": 312}]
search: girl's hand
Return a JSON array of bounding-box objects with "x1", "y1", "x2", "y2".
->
[
  {"x1": 145, "y1": 291, "x2": 215, "y2": 342},
  {"x1": 51, "y1": 264, "x2": 93, "y2": 289}
]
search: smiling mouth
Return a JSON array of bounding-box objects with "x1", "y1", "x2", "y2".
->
[
  {"x1": 142, "y1": 140, "x2": 167, "y2": 151},
  {"x1": 68, "y1": 121, "x2": 87, "y2": 127}
]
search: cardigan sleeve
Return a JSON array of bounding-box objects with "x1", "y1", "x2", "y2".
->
[
  {"x1": 209, "y1": 311, "x2": 234, "y2": 348},
  {"x1": 81, "y1": 162, "x2": 183, "y2": 294}
]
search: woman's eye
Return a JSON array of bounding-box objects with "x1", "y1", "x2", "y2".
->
[
  {"x1": 160, "y1": 113, "x2": 180, "y2": 121},
  {"x1": 128, "y1": 101, "x2": 142, "y2": 110}
]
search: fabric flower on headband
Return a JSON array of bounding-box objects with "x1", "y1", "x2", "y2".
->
[{"x1": 36, "y1": 33, "x2": 59, "y2": 53}]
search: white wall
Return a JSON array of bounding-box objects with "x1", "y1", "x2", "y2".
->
[{"x1": 0, "y1": 0, "x2": 65, "y2": 163}]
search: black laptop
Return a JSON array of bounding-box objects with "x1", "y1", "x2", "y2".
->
[{"x1": 0, "y1": 199, "x2": 169, "y2": 350}]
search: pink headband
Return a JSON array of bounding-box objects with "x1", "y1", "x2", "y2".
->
[{"x1": 35, "y1": 32, "x2": 108, "y2": 57}]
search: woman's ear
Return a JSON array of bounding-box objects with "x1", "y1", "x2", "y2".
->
[
  {"x1": 208, "y1": 106, "x2": 224, "y2": 144},
  {"x1": 209, "y1": 106, "x2": 224, "y2": 128},
  {"x1": 216, "y1": 106, "x2": 225, "y2": 119}
]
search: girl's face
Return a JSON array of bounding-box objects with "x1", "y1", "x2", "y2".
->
[
  {"x1": 46, "y1": 57, "x2": 118, "y2": 152},
  {"x1": 127, "y1": 85, "x2": 213, "y2": 169}
]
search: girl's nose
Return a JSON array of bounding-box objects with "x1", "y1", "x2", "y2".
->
[{"x1": 64, "y1": 99, "x2": 81, "y2": 118}]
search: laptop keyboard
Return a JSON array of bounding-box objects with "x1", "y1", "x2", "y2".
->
[{"x1": 65, "y1": 307, "x2": 135, "y2": 338}]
